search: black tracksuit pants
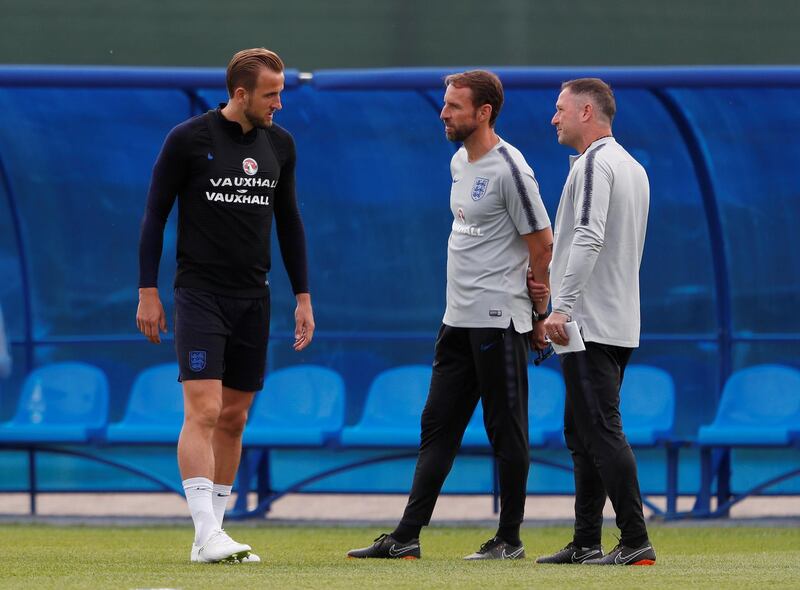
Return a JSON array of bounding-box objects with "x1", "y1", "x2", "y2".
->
[
  {"x1": 561, "y1": 341, "x2": 649, "y2": 548},
  {"x1": 399, "y1": 323, "x2": 530, "y2": 529}
]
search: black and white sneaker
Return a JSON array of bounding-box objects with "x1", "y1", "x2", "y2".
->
[
  {"x1": 347, "y1": 533, "x2": 421, "y2": 559},
  {"x1": 463, "y1": 536, "x2": 525, "y2": 560},
  {"x1": 583, "y1": 542, "x2": 656, "y2": 566},
  {"x1": 535, "y1": 542, "x2": 603, "y2": 564}
]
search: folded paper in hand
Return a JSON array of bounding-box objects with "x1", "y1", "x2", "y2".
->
[{"x1": 551, "y1": 321, "x2": 586, "y2": 355}]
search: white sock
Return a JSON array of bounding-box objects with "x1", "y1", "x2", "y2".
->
[
  {"x1": 212, "y1": 483, "x2": 233, "y2": 528},
  {"x1": 183, "y1": 477, "x2": 217, "y2": 546}
]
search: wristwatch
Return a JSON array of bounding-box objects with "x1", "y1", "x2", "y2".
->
[{"x1": 533, "y1": 309, "x2": 550, "y2": 322}]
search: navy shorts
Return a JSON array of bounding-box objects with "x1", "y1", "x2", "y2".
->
[{"x1": 174, "y1": 287, "x2": 270, "y2": 392}]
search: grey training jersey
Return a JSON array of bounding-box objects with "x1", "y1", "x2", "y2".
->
[
  {"x1": 443, "y1": 138, "x2": 550, "y2": 333},
  {"x1": 551, "y1": 136, "x2": 649, "y2": 348}
]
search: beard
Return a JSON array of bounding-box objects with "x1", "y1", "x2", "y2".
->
[
  {"x1": 445, "y1": 121, "x2": 478, "y2": 143},
  {"x1": 244, "y1": 105, "x2": 272, "y2": 129}
]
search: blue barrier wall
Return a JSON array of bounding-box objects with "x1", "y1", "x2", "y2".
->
[{"x1": 0, "y1": 66, "x2": 798, "y2": 495}]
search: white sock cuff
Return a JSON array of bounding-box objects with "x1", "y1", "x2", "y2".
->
[
  {"x1": 183, "y1": 477, "x2": 213, "y2": 494},
  {"x1": 213, "y1": 483, "x2": 233, "y2": 497}
]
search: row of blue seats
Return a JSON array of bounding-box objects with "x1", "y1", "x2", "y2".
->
[
  {"x1": 2, "y1": 360, "x2": 798, "y2": 520},
  {"x1": 0, "y1": 361, "x2": 798, "y2": 451},
  {"x1": 0, "y1": 361, "x2": 667, "y2": 446}
]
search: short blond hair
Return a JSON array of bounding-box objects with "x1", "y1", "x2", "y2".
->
[{"x1": 226, "y1": 48, "x2": 284, "y2": 97}]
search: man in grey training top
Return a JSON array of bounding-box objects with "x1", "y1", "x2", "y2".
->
[
  {"x1": 537, "y1": 78, "x2": 656, "y2": 566},
  {"x1": 347, "y1": 70, "x2": 553, "y2": 560}
]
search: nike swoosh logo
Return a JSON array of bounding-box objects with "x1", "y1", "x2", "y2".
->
[
  {"x1": 502, "y1": 546, "x2": 524, "y2": 559},
  {"x1": 615, "y1": 546, "x2": 652, "y2": 565},
  {"x1": 453, "y1": 178, "x2": 460, "y2": 183},
  {"x1": 480, "y1": 341, "x2": 497, "y2": 352},
  {"x1": 388, "y1": 544, "x2": 419, "y2": 557},
  {"x1": 571, "y1": 549, "x2": 601, "y2": 563}
]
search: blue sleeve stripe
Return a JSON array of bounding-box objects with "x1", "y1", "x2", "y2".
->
[{"x1": 498, "y1": 146, "x2": 537, "y2": 230}]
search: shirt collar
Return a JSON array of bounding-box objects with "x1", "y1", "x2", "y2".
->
[
  {"x1": 569, "y1": 135, "x2": 614, "y2": 168},
  {"x1": 215, "y1": 104, "x2": 259, "y2": 143},
  {"x1": 586, "y1": 135, "x2": 615, "y2": 151}
]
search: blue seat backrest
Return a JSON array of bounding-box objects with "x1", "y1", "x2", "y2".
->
[
  {"x1": 13, "y1": 362, "x2": 109, "y2": 427},
  {"x1": 249, "y1": 365, "x2": 345, "y2": 429},
  {"x1": 528, "y1": 366, "x2": 565, "y2": 430},
  {"x1": 359, "y1": 365, "x2": 431, "y2": 428},
  {"x1": 620, "y1": 365, "x2": 675, "y2": 431},
  {"x1": 123, "y1": 363, "x2": 183, "y2": 425},
  {"x1": 714, "y1": 364, "x2": 800, "y2": 428}
]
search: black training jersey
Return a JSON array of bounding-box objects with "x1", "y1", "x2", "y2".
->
[{"x1": 138, "y1": 107, "x2": 309, "y2": 298}]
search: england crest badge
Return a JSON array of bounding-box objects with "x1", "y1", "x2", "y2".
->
[
  {"x1": 471, "y1": 177, "x2": 489, "y2": 201},
  {"x1": 189, "y1": 350, "x2": 207, "y2": 372}
]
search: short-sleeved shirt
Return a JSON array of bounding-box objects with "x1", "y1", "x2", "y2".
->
[{"x1": 443, "y1": 138, "x2": 550, "y2": 334}]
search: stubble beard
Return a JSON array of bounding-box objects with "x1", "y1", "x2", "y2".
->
[
  {"x1": 244, "y1": 106, "x2": 272, "y2": 129},
  {"x1": 445, "y1": 121, "x2": 478, "y2": 143}
]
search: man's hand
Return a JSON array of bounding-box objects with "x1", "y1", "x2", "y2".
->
[
  {"x1": 542, "y1": 311, "x2": 570, "y2": 346},
  {"x1": 526, "y1": 268, "x2": 549, "y2": 303},
  {"x1": 136, "y1": 287, "x2": 167, "y2": 344},
  {"x1": 531, "y1": 320, "x2": 548, "y2": 351},
  {"x1": 293, "y1": 293, "x2": 315, "y2": 351}
]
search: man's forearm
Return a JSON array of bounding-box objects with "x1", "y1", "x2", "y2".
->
[
  {"x1": 523, "y1": 229, "x2": 554, "y2": 316},
  {"x1": 552, "y1": 239, "x2": 601, "y2": 315},
  {"x1": 531, "y1": 255, "x2": 551, "y2": 315},
  {"x1": 138, "y1": 207, "x2": 168, "y2": 289}
]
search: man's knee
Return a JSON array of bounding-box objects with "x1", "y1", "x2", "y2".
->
[
  {"x1": 183, "y1": 380, "x2": 222, "y2": 430},
  {"x1": 496, "y1": 443, "x2": 531, "y2": 470},
  {"x1": 217, "y1": 405, "x2": 249, "y2": 437},
  {"x1": 185, "y1": 404, "x2": 221, "y2": 431},
  {"x1": 564, "y1": 424, "x2": 586, "y2": 455}
]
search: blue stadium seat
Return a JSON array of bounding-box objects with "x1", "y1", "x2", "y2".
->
[
  {"x1": 339, "y1": 365, "x2": 432, "y2": 447},
  {"x1": 0, "y1": 362, "x2": 108, "y2": 443},
  {"x1": 698, "y1": 364, "x2": 800, "y2": 447},
  {"x1": 233, "y1": 365, "x2": 346, "y2": 517},
  {"x1": 618, "y1": 364, "x2": 681, "y2": 517},
  {"x1": 620, "y1": 365, "x2": 676, "y2": 446},
  {"x1": 339, "y1": 365, "x2": 518, "y2": 449},
  {"x1": 105, "y1": 363, "x2": 183, "y2": 444},
  {"x1": 243, "y1": 365, "x2": 345, "y2": 447},
  {"x1": 346, "y1": 364, "x2": 564, "y2": 450},
  {"x1": 694, "y1": 364, "x2": 800, "y2": 517},
  {"x1": 528, "y1": 365, "x2": 566, "y2": 447}
]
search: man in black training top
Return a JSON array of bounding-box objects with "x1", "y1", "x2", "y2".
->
[{"x1": 136, "y1": 48, "x2": 314, "y2": 564}]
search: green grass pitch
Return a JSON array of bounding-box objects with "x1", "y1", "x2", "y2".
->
[{"x1": 0, "y1": 524, "x2": 798, "y2": 589}]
